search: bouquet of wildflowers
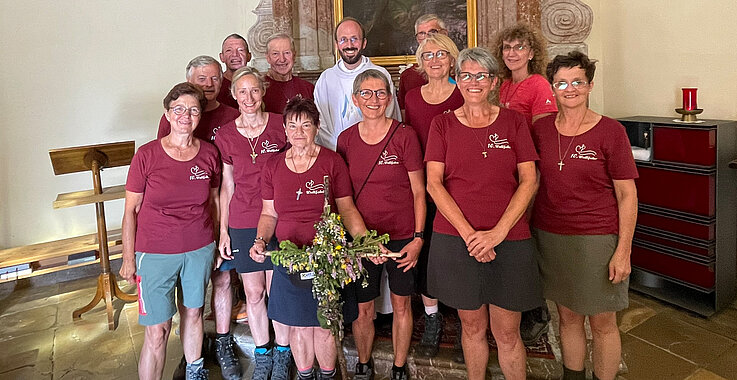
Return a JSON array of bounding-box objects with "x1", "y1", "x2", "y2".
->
[{"x1": 270, "y1": 209, "x2": 389, "y2": 339}]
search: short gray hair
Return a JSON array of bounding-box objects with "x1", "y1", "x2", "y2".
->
[
  {"x1": 185, "y1": 55, "x2": 222, "y2": 80},
  {"x1": 414, "y1": 14, "x2": 446, "y2": 33},
  {"x1": 455, "y1": 47, "x2": 499, "y2": 77},
  {"x1": 352, "y1": 69, "x2": 391, "y2": 95},
  {"x1": 266, "y1": 33, "x2": 296, "y2": 54}
]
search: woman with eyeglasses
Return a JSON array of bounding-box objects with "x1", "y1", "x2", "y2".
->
[
  {"x1": 425, "y1": 47, "x2": 543, "y2": 380},
  {"x1": 403, "y1": 33, "x2": 465, "y2": 361},
  {"x1": 531, "y1": 51, "x2": 637, "y2": 380},
  {"x1": 120, "y1": 82, "x2": 221, "y2": 379},
  {"x1": 336, "y1": 69, "x2": 425, "y2": 380},
  {"x1": 494, "y1": 23, "x2": 557, "y2": 127}
]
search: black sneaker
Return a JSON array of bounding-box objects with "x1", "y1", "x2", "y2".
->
[
  {"x1": 452, "y1": 318, "x2": 464, "y2": 364},
  {"x1": 185, "y1": 362, "x2": 209, "y2": 380},
  {"x1": 272, "y1": 347, "x2": 293, "y2": 380},
  {"x1": 172, "y1": 356, "x2": 186, "y2": 380},
  {"x1": 416, "y1": 312, "x2": 443, "y2": 357},
  {"x1": 252, "y1": 348, "x2": 274, "y2": 380},
  {"x1": 353, "y1": 358, "x2": 374, "y2": 380},
  {"x1": 214, "y1": 334, "x2": 242, "y2": 380},
  {"x1": 391, "y1": 365, "x2": 409, "y2": 380},
  {"x1": 520, "y1": 305, "x2": 550, "y2": 345}
]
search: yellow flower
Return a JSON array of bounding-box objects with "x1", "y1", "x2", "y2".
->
[
  {"x1": 341, "y1": 263, "x2": 347, "y2": 269},
  {"x1": 335, "y1": 245, "x2": 342, "y2": 250}
]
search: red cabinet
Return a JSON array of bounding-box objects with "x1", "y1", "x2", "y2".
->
[{"x1": 620, "y1": 116, "x2": 737, "y2": 316}]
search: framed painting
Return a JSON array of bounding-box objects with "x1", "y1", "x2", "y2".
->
[{"x1": 334, "y1": 0, "x2": 477, "y2": 66}]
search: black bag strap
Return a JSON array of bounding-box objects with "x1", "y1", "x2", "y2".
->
[{"x1": 355, "y1": 122, "x2": 403, "y2": 201}]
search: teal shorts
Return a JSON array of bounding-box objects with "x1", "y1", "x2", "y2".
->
[{"x1": 135, "y1": 242, "x2": 216, "y2": 326}]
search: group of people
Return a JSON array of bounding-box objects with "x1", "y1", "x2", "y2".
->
[{"x1": 120, "y1": 13, "x2": 637, "y2": 380}]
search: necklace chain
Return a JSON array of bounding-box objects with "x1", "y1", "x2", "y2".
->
[
  {"x1": 556, "y1": 110, "x2": 588, "y2": 171},
  {"x1": 290, "y1": 148, "x2": 317, "y2": 200},
  {"x1": 239, "y1": 115, "x2": 266, "y2": 164}
]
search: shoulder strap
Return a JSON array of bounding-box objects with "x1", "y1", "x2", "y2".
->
[{"x1": 354, "y1": 122, "x2": 403, "y2": 201}]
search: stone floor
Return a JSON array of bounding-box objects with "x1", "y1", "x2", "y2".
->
[{"x1": 0, "y1": 275, "x2": 735, "y2": 380}]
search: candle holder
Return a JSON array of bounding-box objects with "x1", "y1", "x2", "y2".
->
[{"x1": 675, "y1": 108, "x2": 703, "y2": 122}]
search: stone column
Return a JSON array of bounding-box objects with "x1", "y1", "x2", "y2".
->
[{"x1": 248, "y1": 0, "x2": 276, "y2": 71}]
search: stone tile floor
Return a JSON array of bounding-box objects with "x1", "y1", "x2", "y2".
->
[{"x1": 0, "y1": 276, "x2": 735, "y2": 379}]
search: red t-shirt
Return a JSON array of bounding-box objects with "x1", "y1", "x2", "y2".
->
[
  {"x1": 218, "y1": 77, "x2": 239, "y2": 110},
  {"x1": 424, "y1": 108, "x2": 539, "y2": 240},
  {"x1": 398, "y1": 66, "x2": 428, "y2": 109},
  {"x1": 126, "y1": 140, "x2": 221, "y2": 254},
  {"x1": 215, "y1": 113, "x2": 287, "y2": 228},
  {"x1": 336, "y1": 120, "x2": 423, "y2": 239},
  {"x1": 499, "y1": 74, "x2": 557, "y2": 127},
  {"x1": 263, "y1": 75, "x2": 315, "y2": 114},
  {"x1": 404, "y1": 86, "x2": 464, "y2": 152},
  {"x1": 261, "y1": 148, "x2": 353, "y2": 247},
  {"x1": 531, "y1": 115, "x2": 638, "y2": 235},
  {"x1": 157, "y1": 103, "x2": 239, "y2": 143}
]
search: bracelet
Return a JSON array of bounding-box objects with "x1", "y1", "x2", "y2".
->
[{"x1": 254, "y1": 236, "x2": 266, "y2": 245}]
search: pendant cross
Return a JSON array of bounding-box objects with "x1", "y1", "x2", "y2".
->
[
  {"x1": 296, "y1": 188, "x2": 303, "y2": 200},
  {"x1": 482, "y1": 151, "x2": 488, "y2": 158},
  {"x1": 250, "y1": 152, "x2": 258, "y2": 164},
  {"x1": 558, "y1": 160, "x2": 565, "y2": 171}
]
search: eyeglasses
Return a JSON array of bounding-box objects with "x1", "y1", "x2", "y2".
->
[
  {"x1": 552, "y1": 80, "x2": 589, "y2": 90},
  {"x1": 170, "y1": 105, "x2": 201, "y2": 116},
  {"x1": 458, "y1": 72, "x2": 493, "y2": 82},
  {"x1": 415, "y1": 29, "x2": 440, "y2": 39},
  {"x1": 420, "y1": 49, "x2": 450, "y2": 61},
  {"x1": 337, "y1": 36, "x2": 361, "y2": 46},
  {"x1": 502, "y1": 43, "x2": 529, "y2": 53},
  {"x1": 357, "y1": 89, "x2": 389, "y2": 100}
]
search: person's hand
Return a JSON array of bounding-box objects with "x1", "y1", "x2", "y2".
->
[
  {"x1": 218, "y1": 231, "x2": 233, "y2": 261},
  {"x1": 368, "y1": 243, "x2": 388, "y2": 265},
  {"x1": 608, "y1": 248, "x2": 631, "y2": 284},
  {"x1": 249, "y1": 239, "x2": 267, "y2": 263},
  {"x1": 119, "y1": 257, "x2": 137, "y2": 284},
  {"x1": 395, "y1": 238, "x2": 422, "y2": 272},
  {"x1": 466, "y1": 227, "x2": 507, "y2": 263}
]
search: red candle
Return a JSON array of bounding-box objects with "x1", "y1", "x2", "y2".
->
[{"x1": 682, "y1": 88, "x2": 698, "y2": 111}]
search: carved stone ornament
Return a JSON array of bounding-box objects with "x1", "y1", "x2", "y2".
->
[
  {"x1": 541, "y1": 0, "x2": 593, "y2": 44},
  {"x1": 247, "y1": 0, "x2": 275, "y2": 71}
]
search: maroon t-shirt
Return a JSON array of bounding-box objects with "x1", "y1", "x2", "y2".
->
[
  {"x1": 262, "y1": 148, "x2": 353, "y2": 247},
  {"x1": 499, "y1": 74, "x2": 557, "y2": 127},
  {"x1": 157, "y1": 103, "x2": 239, "y2": 143},
  {"x1": 531, "y1": 115, "x2": 638, "y2": 235},
  {"x1": 218, "y1": 76, "x2": 239, "y2": 110},
  {"x1": 398, "y1": 66, "x2": 428, "y2": 109},
  {"x1": 215, "y1": 113, "x2": 287, "y2": 228},
  {"x1": 263, "y1": 75, "x2": 315, "y2": 114},
  {"x1": 336, "y1": 120, "x2": 423, "y2": 239},
  {"x1": 126, "y1": 140, "x2": 221, "y2": 254},
  {"x1": 404, "y1": 86, "x2": 464, "y2": 152},
  {"x1": 424, "y1": 108, "x2": 539, "y2": 240}
]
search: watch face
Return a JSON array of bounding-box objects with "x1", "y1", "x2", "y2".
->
[{"x1": 414, "y1": 232, "x2": 424, "y2": 239}]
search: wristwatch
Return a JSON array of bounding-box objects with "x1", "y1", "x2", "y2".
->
[{"x1": 413, "y1": 231, "x2": 424, "y2": 240}]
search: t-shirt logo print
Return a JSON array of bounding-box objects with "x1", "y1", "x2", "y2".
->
[
  {"x1": 260, "y1": 140, "x2": 279, "y2": 154},
  {"x1": 571, "y1": 144, "x2": 598, "y2": 161},
  {"x1": 378, "y1": 150, "x2": 399, "y2": 165},
  {"x1": 305, "y1": 179, "x2": 325, "y2": 195},
  {"x1": 189, "y1": 165, "x2": 210, "y2": 180},
  {"x1": 488, "y1": 133, "x2": 511, "y2": 149}
]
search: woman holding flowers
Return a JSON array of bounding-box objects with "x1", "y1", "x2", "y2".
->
[{"x1": 250, "y1": 96, "x2": 376, "y2": 380}]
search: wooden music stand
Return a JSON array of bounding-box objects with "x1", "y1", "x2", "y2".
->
[{"x1": 49, "y1": 141, "x2": 138, "y2": 330}]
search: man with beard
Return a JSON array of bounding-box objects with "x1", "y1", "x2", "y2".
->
[
  {"x1": 313, "y1": 17, "x2": 400, "y2": 151},
  {"x1": 217, "y1": 34, "x2": 251, "y2": 109},
  {"x1": 398, "y1": 14, "x2": 449, "y2": 111},
  {"x1": 157, "y1": 55, "x2": 239, "y2": 143},
  {"x1": 263, "y1": 33, "x2": 314, "y2": 114}
]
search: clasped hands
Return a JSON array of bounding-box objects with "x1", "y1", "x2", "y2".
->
[{"x1": 464, "y1": 227, "x2": 507, "y2": 263}]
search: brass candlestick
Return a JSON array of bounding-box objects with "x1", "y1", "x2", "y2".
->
[{"x1": 675, "y1": 108, "x2": 703, "y2": 122}]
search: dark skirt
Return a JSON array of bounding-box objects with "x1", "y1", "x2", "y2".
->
[{"x1": 228, "y1": 227, "x2": 275, "y2": 273}]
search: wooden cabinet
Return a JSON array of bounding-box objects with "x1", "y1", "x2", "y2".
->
[{"x1": 619, "y1": 116, "x2": 737, "y2": 316}]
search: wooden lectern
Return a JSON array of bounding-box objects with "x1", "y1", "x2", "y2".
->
[{"x1": 49, "y1": 141, "x2": 138, "y2": 330}]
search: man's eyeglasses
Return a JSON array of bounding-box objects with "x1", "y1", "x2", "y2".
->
[
  {"x1": 170, "y1": 105, "x2": 201, "y2": 116},
  {"x1": 357, "y1": 89, "x2": 389, "y2": 100},
  {"x1": 337, "y1": 36, "x2": 361, "y2": 46},
  {"x1": 415, "y1": 29, "x2": 440, "y2": 39},
  {"x1": 552, "y1": 80, "x2": 589, "y2": 91},
  {"x1": 420, "y1": 50, "x2": 450, "y2": 61},
  {"x1": 458, "y1": 72, "x2": 493, "y2": 82}
]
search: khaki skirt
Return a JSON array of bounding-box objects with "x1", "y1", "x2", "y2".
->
[{"x1": 532, "y1": 228, "x2": 629, "y2": 315}]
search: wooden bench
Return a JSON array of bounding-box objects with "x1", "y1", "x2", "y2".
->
[{"x1": 0, "y1": 229, "x2": 123, "y2": 283}]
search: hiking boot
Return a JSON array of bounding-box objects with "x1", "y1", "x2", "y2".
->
[
  {"x1": 391, "y1": 365, "x2": 409, "y2": 380},
  {"x1": 521, "y1": 304, "x2": 550, "y2": 345},
  {"x1": 353, "y1": 358, "x2": 374, "y2": 380},
  {"x1": 214, "y1": 334, "x2": 241, "y2": 380},
  {"x1": 252, "y1": 347, "x2": 274, "y2": 380},
  {"x1": 185, "y1": 362, "x2": 209, "y2": 380},
  {"x1": 452, "y1": 318, "x2": 464, "y2": 364},
  {"x1": 271, "y1": 346, "x2": 293, "y2": 380},
  {"x1": 416, "y1": 312, "x2": 443, "y2": 357},
  {"x1": 172, "y1": 356, "x2": 186, "y2": 380}
]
